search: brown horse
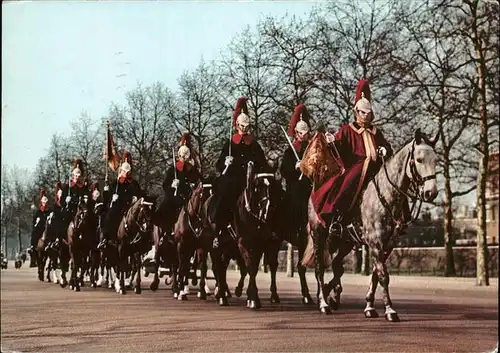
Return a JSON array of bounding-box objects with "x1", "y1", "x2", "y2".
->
[
  {"x1": 208, "y1": 161, "x2": 281, "y2": 309},
  {"x1": 172, "y1": 182, "x2": 214, "y2": 300},
  {"x1": 67, "y1": 197, "x2": 95, "y2": 291},
  {"x1": 114, "y1": 197, "x2": 155, "y2": 295}
]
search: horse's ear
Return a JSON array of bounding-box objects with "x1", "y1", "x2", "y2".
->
[
  {"x1": 415, "y1": 128, "x2": 422, "y2": 144},
  {"x1": 428, "y1": 130, "x2": 440, "y2": 148}
]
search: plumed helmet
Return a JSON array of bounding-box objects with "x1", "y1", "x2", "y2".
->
[
  {"x1": 354, "y1": 79, "x2": 373, "y2": 113},
  {"x1": 288, "y1": 104, "x2": 311, "y2": 138},
  {"x1": 120, "y1": 152, "x2": 132, "y2": 173},
  {"x1": 178, "y1": 133, "x2": 192, "y2": 160},
  {"x1": 91, "y1": 182, "x2": 100, "y2": 200},
  {"x1": 55, "y1": 182, "x2": 63, "y2": 200},
  {"x1": 72, "y1": 158, "x2": 84, "y2": 178},
  {"x1": 39, "y1": 188, "x2": 48, "y2": 205},
  {"x1": 232, "y1": 97, "x2": 250, "y2": 128}
]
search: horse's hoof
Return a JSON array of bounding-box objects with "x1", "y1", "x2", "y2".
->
[
  {"x1": 79, "y1": 281, "x2": 85, "y2": 287},
  {"x1": 150, "y1": 281, "x2": 159, "y2": 291},
  {"x1": 218, "y1": 297, "x2": 228, "y2": 306},
  {"x1": 270, "y1": 295, "x2": 280, "y2": 304},
  {"x1": 60, "y1": 281, "x2": 67, "y2": 288},
  {"x1": 173, "y1": 292, "x2": 178, "y2": 299},
  {"x1": 234, "y1": 286, "x2": 243, "y2": 298},
  {"x1": 328, "y1": 296, "x2": 339, "y2": 311},
  {"x1": 385, "y1": 312, "x2": 400, "y2": 322},
  {"x1": 69, "y1": 284, "x2": 74, "y2": 290},
  {"x1": 179, "y1": 294, "x2": 188, "y2": 301},
  {"x1": 91, "y1": 283, "x2": 97, "y2": 289},
  {"x1": 198, "y1": 291, "x2": 207, "y2": 300},
  {"x1": 119, "y1": 289, "x2": 125, "y2": 295},
  {"x1": 364, "y1": 309, "x2": 379, "y2": 318},
  {"x1": 320, "y1": 306, "x2": 332, "y2": 315},
  {"x1": 134, "y1": 287, "x2": 142, "y2": 294},
  {"x1": 302, "y1": 295, "x2": 314, "y2": 305},
  {"x1": 250, "y1": 300, "x2": 262, "y2": 310},
  {"x1": 74, "y1": 286, "x2": 80, "y2": 292}
]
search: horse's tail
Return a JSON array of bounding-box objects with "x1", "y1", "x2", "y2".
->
[{"x1": 301, "y1": 232, "x2": 331, "y2": 269}]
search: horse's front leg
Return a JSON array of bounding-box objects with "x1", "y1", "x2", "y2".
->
[
  {"x1": 177, "y1": 241, "x2": 191, "y2": 301},
  {"x1": 297, "y1": 233, "x2": 314, "y2": 305},
  {"x1": 313, "y1": 228, "x2": 331, "y2": 314},
  {"x1": 326, "y1": 243, "x2": 352, "y2": 311},
  {"x1": 197, "y1": 248, "x2": 210, "y2": 300},
  {"x1": 234, "y1": 254, "x2": 247, "y2": 298},
  {"x1": 374, "y1": 248, "x2": 399, "y2": 322},
  {"x1": 115, "y1": 245, "x2": 126, "y2": 295},
  {"x1": 134, "y1": 253, "x2": 142, "y2": 294},
  {"x1": 212, "y1": 248, "x2": 229, "y2": 306},
  {"x1": 247, "y1": 247, "x2": 263, "y2": 310},
  {"x1": 267, "y1": 241, "x2": 281, "y2": 304}
]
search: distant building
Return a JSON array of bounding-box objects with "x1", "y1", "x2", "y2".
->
[{"x1": 452, "y1": 152, "x2": 499, "y2": 245}]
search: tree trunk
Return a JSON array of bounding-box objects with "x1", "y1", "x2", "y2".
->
[
  {"x1": 17, "y1": 218, "x2": 22, "y2": 252},
  {"x1": 286, "y1": 242, "x2": 294, "y2": 277},
  {"x1": 469, "y1": 0, "x2": 490, "y2": 286},
  {"x1": 361, "y1": 244, "x2": 370, "y2": 275},
  {"x1": 443, "y1": 174, "x2": 456, "y2": 276}
]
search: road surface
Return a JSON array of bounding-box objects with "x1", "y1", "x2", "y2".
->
[{"x1": 1, "y1": 262, "x2": 498, "y2": 352}]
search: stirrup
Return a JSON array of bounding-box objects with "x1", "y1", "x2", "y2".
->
[
  {"x1": 328, "y1": 221, "x2": 343, "y2": 238},
  {"x1": 346, "y1": 223, "x2": 364, "y2": 245},
  {"x1": 129, "y1": 234, "x2": 141, "y2": 245}
]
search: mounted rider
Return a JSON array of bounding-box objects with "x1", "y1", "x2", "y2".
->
[
  {"x1": 28, "y1": 188, "x2": 51, "y2": 255},
  {"x1": 209, "y1": 97, "x2": 268, "y2": 241},
  {"x1": 42, "y1": 181, "x2": 66, "y2": 250},
  {"x1": 280, "y1": 104, "x2": 313, "y2": 242},
  {"x1": 155, "y1": 132, "x2": 202, "y2": 232},
  {"x1": 310, "y1": 79, "x2": 396, "y2": 239},
  {"x1": 98, "y1": 151, "x2": 143, "y2": 249},
  {"x1": 64, "y1": 159, "x2": 89, "y2": 216}
]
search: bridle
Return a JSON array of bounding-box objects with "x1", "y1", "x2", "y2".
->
[
  {"x1": 374, "y1": 139, "x2": 437, "y2": 226},
  {"x1": 121, "y1": 198, "x2": 154, "y2": 240},
  {"x1": 244, "y1": 173, "x2": 274, "y2": 224}
]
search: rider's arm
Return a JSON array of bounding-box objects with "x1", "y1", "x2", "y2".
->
[
  {"x1": 252, "y1": 141, "x2": 268, "y2": 173},
  {"x1": 375, "y1": 130, "x2": 393, "y2": 159},
  {"x1": 162, "y1": 166, "x2": 175, "y2": 195},
  {"x1": 280, "y1": 147, "x2": 298, "y2": 184},
  {"x1": 216, "y1": 141, "x2": 230, "y2": 174}
]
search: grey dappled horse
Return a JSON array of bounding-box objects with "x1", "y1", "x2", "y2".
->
[{"x1": 304, "y1": 128, "x2": 439, "y2": 320}]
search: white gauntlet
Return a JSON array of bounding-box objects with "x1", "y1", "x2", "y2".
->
[
  {"x1": 171, "y1": 179, "x2": 180, "y2": 189},
  {"x1": 131, "y1": 196, "x2": 138, "y2": 203},
  {"x1": 103, "y1": 185, "x2": 109, "y2": 192},
  {"x1": 295, "y1": 161, "x2": 301, "y2": 170},
  {"x1": 112, "y1": 194, "x2": 119, "y2": 202},
  {"x1": 65, "y1": 196, "x2": 71, "y2": 204},
  {"x1": 377, "y1": 146, "x2": 387, "y2": 157},
  {"x1": 225, "y1": 156, "x2": 234, "y2": 167}
]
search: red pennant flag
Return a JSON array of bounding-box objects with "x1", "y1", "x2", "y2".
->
[{"x1": 105, "y1": 121, "x2": 119, "y2": 171}]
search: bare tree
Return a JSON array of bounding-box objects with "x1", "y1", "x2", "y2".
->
[
  {"x1": 176, "y1": 61, "x2": 228, "y2": 177},
  {"x1": 109, "y1": 82, "x2": 177, "y2": 194},
  {"x1": 69, "y1": 111, "x2": 103, "y2": 182}
]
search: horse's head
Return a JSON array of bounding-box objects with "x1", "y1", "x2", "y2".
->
[
  {"x1": 406, "y1": 128, "x2": 439, "y2": 202},
  {"x1": 73, "y1": 201, "x2": 90, "y2": 232},
  {"x1": 127, "y1": 197, "x2": 155, "y2": 233},
  {"x1": 188, "y1": 182, "x2": 213, "y2": 218},
  {"x1": 244, "y1": 161, "x2": 276, "y2": 224}
]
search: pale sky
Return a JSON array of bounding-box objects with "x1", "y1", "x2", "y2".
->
[{"x1": 2, "y1": 1, "x2": 318, "y2": 172}]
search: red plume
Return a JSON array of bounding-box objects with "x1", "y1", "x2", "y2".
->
[
  {"x1": 178, "y1": 132, "x2": 193, "y2": 149},
  {"x1": 287, "y1": 104, "x2": 311, "y2": 137},
  {"x1": 121, "y1": 151, "x2": 132, "y2": 166},
  {"x1": 232, "y1": 97, "x2": 249, "y2": 128},
  {"x1": 73, "y1": 158, "x2": 85, "y2": 175},
  {"x1": 354, "y1": 79, "x2": 372, "y2": 105}
]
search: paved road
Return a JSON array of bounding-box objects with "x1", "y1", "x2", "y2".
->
[{"x1": 1, "y1": 263, "x2": 498, "y2": 352}]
